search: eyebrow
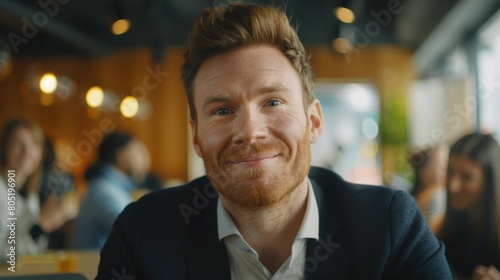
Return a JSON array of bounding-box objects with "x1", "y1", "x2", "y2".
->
[
  {"x1": 256, "y1": 84, "x2": 290, "y2": 94},
  {"x1": 202, "y1": 95, "x2": 230, "y2": 111}
]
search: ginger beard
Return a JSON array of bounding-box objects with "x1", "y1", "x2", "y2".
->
[{"x1": 198, "y1": 127, "x2": 312, "y2": 210}]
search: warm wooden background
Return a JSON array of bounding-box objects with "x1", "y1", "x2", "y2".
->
[{"x1": 0, "y1": 45, "x2": 415, "y2": 189}]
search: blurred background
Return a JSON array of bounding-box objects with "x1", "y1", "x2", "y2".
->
[{"x1": 1, "y1": 0, "x2": 499, "y2": 190}]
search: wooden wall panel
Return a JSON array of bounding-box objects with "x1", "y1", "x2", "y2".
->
[
  {"x1": 0, "y1": 45, "x2": 416, "y2": 188},
  {"x1": 310, "y1": 45, "x2": 415, "y2": 95},
  {"x1": 0, "y1": 47, "x2": 188, "y2": 189}
]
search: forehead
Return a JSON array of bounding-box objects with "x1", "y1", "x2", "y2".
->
[
  {"x1": 192, "y1": 45, "x2": 301, "y2": 98},
  {"x1": 449, "y1": 155, "x2": 482, "y2": 171},
  {"x1": 10, "y1": 127, "x2": 35, "y2": 141}
]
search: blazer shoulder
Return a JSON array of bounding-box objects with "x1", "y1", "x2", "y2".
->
[
  {"x1": 309, "y1": 165, "x2": 403, "y2": 204},
  {"x1": 126, "y1": 175, "x2": 220, "y2": 229}
]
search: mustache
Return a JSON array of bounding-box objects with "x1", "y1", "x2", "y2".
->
[{"x1": 221, "y1": 142, "x2": 287, "y2": 162}]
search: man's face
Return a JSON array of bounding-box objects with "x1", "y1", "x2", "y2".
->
[
  {"x1": 190, "y1": 44, "x2": 323, "y2": 210},
  {"x1": 118, "y1": 139, "x2": 151, "y2": 183}
]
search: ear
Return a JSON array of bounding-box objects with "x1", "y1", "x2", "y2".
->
[
  {"x1": 307, "y1": 99, "x2": 323, "y2": 143},
  {"x1": 189, "y1": 118, "x2": 202, "y2": 157}
]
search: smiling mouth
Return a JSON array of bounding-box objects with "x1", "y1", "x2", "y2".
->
[{"x1": 228, "y1": 154, "x2": 279, "y2": 164}]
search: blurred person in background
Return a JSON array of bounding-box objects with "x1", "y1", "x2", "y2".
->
[
  {"x1": 437, "y1": 132, "x2": 500, "y2": 279},
  {"x1": 0, "y1": 117, "x2": 78, "y2": 261},
  {"x1": 409, "y1": 144, "x2": 449, "y2": 233},
  {"x1": 72, "y1": 131, "x2": 150, "y2": 250},
  {"x1": 40, "y1": 137, "x2": 77, "y2": 249}
]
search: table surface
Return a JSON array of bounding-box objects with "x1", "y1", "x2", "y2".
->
[{"x1": 0, "y1": 250, "x2": 100, "y2": 280}]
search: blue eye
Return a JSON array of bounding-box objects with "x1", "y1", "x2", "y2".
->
[
  {"x1": 266, "y1": 100, "x2": 281, "y2": 107},
  {"x1": 215, "y1": 108, "x2": 230, "y2": 115}
]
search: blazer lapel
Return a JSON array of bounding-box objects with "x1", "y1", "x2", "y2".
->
[
  {"x1": 184, "y1": 186, "x2": 231, "y2": 280},
  {"x1": 305, "y1": 179, "x2": 352, "y2": 279},
  {"x1": 184, "y1": 172, "x2": 353, "y2": 279}
]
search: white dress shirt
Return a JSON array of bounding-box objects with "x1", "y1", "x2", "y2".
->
[{"x1": 217, "y1": 180, "x2": 319, "y2": 280}]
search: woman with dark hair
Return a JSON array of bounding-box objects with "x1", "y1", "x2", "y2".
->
[
  {"x1": 438, "y1": 132, "x2": 500, "y2": 279},
  {"x1": 39, "y1": 137, "x2": 77, "y2": 249},
  {"x1": 0, "y1": 117, "x2": 77, "y2": 261}
]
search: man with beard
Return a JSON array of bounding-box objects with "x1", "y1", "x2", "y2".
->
[{"x1": 97, "y1": 3, "x2": 452, "y2": 279}]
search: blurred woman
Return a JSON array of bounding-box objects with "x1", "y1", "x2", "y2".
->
[
  {"x1": 437, "y1": 132, "x2": 500, "y2": 279},
  {"x1": 410, "y1": 144, "x2": 449, "y2": 233},
  {"x1": 0, "y1": 117, "x2": 77, "y2": 261},
  {"x1": 40, "y1": 137, "x2": 77, "y2": 249}
]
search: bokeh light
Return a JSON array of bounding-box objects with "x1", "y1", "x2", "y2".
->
[
  {"x1": 120, "y1": 96, "x2": 139, "y2": 118},
  {"x1": 361, "y1": 118, "x2": 379, "y2": 139},
  {"x1": 86, "y1": 86, "x2": 104, "y2": 108},
  {"x1": 39, "y1": 72, "x2": 57, "y2": 94},
  {"x1": 112, "y1": 19, "x2": 131, "y2": 35},
  {"x1": 332, "y1": 38, "x2": 353, "y2": 54},
  {"x1": 335, "y1": 7, "x2": 356, "y2": 24}
]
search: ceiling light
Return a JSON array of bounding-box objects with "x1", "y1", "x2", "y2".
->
[
  {"x1": 111, "y1": 19, "x2": 131, "y2": 35},
  {"x1": 335, "y1": 7, "x2": 355, "y2": 24},
  {"x1": 120, "y1": 96, "x2": 139, "y2": 118},
  {"x1": 86, "y1": 86, "x2": 104, "y2": 108},
  {"x1": 39, "y1": 72, "x2": 57, "y2": 94}
]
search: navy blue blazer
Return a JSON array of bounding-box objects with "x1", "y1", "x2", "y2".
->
[{"x1": 96, "y1": 167, "x2": 452, "y2": 279}]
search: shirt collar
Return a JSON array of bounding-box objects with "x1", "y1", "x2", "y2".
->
[{"x1": 217, "y1": 179, "x2": 319, "y2": 241}]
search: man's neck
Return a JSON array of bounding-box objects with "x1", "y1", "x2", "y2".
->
[{"x1": 220, "y1": 178, "x2": 309, "y2": 274}]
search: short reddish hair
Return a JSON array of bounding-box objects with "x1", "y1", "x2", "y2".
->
[{"x1": 181, "y1": 3, "x2": 315, "y2": 122}]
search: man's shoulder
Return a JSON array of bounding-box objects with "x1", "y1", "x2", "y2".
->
[
  {"x1": 309, "y1": 166, "x2": 401, "y2": 198},
  {"x1": 114, "y1": 175, "x2": 216, "y2": 237},
  {"x1": 308, "y1": 166, "x2": 414, "y2": 215},
  {"x1": 309, "y1": 166, "x2": 423, "y2": 240}
]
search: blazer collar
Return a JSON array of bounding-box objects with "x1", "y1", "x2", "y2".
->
[
  {"x1": 184, "y1": 183, "x2": 231, "y2": 280},
  {"x1": 305, "y1": 175, "x2": 352, "y2": 279},
  {"x1": 184, "y1": 172, "x2": 351, "y2": 280}
]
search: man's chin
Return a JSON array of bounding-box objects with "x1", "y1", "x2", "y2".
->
[
  {"x1": 220, "y1": 189, "x2": 283, "y2": 210},
  {"x1": 230, "y1": 166, "x2": 270, "y2": 180},
  {"x1": 214, "y1": 174, "x2": 294, "y2": 210}
]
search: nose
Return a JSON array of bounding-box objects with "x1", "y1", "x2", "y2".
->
[
  {"x1": 232, "y1": 107, "x2": 268, "y2": 145},
  {"x1": 17, "y1": 144, "x2": 29, "y2": 159},
  {"x1": 22, "y1": 144, "x2": 36, "y2": 159},
  {"x1": 447, "y1": 175, "x2": 461, "y2": 194}
]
